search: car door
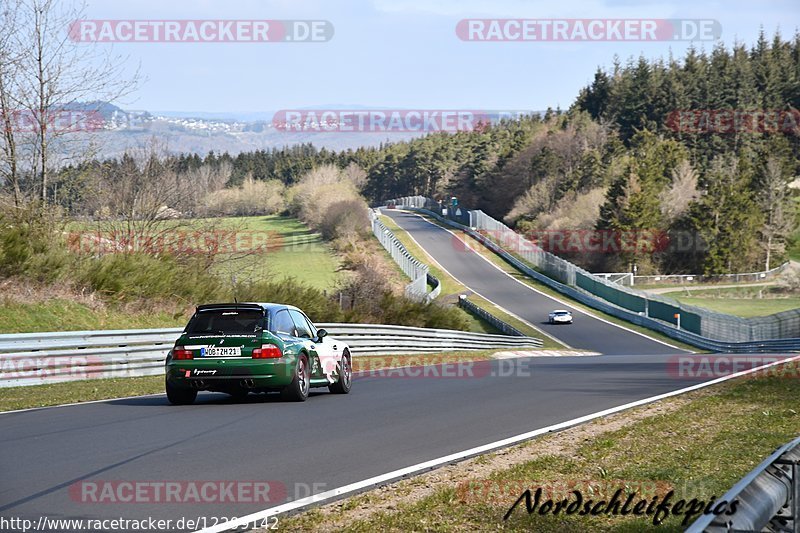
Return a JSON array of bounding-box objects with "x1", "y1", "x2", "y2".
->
[
  {"x1": 301, "y1": 312, "x2": 340, "y2": 382},
  {"x1": 292, "y1": 311, "x2": 338, "y2": 383},
  {"x1": 288, "y1": 309, "x2": 324, "y2": 377}
]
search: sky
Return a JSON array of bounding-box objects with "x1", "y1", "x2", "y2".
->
[{"x1": 76, "y1": 0, "x2": 799, "y2": 115}]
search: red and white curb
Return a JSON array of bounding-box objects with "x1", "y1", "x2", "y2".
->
[{"x1": 492, "y1": 350, "x2": 601, "y2": 359}]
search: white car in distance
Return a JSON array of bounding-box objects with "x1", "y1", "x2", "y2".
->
[{"x1": 548, "y1": 310, "x2": 573, "y2": 325}]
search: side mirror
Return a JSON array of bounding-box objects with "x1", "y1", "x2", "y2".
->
[{"x1": 316, "y1": 328, "x2": 328, "y2": 341}]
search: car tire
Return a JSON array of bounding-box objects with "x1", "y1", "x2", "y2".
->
[
  {"x1": 166, "y1": 378, "x2": 197, "y2": 405},
  {"x1": 328, "y1": 351, "x2": 352, "y2": 394},
  {"x1": 281, "y1": 353, "x2": 309, "y2": 402}
]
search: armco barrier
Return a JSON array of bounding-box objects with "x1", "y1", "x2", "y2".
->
[
  {"x1": 458, "y1": 295, "x2": 526, "y2": 337},
  {"x1": 389, "y1": 203, "x2": 800, "y2": 353},
  {"x1": 370, "y1": 209, "x2": 440, "y2": 303},
  {"x1": 389, "y1": 196, "x2": 800, "y2": 342},
  {"x1": 687, "y1": 436, "x2": 800, "y2": 532},
  {"x1": 0, "y1": 324, "x2": 542, "y2": 387}
]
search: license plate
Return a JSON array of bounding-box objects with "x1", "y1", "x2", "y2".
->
[{"x1": 202, "y1": 346, "x2": 241, "y2": 357}]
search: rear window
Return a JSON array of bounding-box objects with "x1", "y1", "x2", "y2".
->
[{"x1": 186, "y1": 309, "x2": 265, "y2": 335}]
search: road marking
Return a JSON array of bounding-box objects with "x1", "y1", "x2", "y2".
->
[
  {"x1": 0, "y1": 393, "x2": 165, "y2": 415},
  {"x1": 196, "y1": 353, "x2": 800, "y2": 533},
  {"x1": 382, "y1": 213, "x2": 570, "y2": 349},
  {"x1": 492, "y1": 350, "x2": 600, "y2": 358},
  {"x1": 399, "y1": 211, "x2": 689, "y2": 353}
]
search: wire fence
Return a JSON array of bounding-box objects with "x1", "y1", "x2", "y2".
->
[
  {"x1": 386, "y1": 196, "x2": 799, "y2": 343},
  {"x1": 633, "y1": 262, "x2": 790, "y2": 285}
]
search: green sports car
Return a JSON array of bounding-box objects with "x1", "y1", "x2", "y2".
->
[{"x1": 164, "y1": 303, "x2": 352, "y2": 404}]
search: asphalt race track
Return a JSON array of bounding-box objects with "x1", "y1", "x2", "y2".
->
[
  {"x1": 0, "y1": 352, "x2": 775, "y2": 530},
  {"x1": 382, "y1": 209, "x2": 683, "y2": 355},
  {"x1": 1, "y1": 211, "x2": 743, "y2": 531}
]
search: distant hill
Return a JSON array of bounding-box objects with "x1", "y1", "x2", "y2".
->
[{"x1": 62, "y1": 103, "x2": 544, "y2": 157}]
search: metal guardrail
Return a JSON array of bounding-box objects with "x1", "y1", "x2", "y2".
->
[
  {"x1": 389, "y1": 196, "x2": 800, "y2": 343},
  {"x1": 370, "y1": 209, "x2": 440, "y2": 303},
  {"x1": 687, "y1": 436, "x2": 800, "y2": 532},
  {"x1": 393, "y1": 204, "x2": 800, "y2": 353},
  {"x1": 0, "y1": 324, "x2": 542, "y2": 388},
  {"x1": 458, "y1": 295, "x2": 526, "y2": 337}
]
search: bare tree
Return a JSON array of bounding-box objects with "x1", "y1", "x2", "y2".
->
[
  {"x1": 660, "y1": 159, "x2": 700, "y2": 223},
  {"x1": 760, "y1": 157, "x2": 795, "y2": 270},
  {"x1": 0, "y1": 0, "x2": 23, "y2": 207},
  {"x1": 4, "y1": 0, "x2": 136, "y2": 203},
  {"x1": 504, "y1": 174, "x2": 559, "y2": 224}
]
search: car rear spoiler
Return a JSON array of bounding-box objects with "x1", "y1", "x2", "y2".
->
[{"x1": 194, "y1": 303, "x2": 265, "y2": 314}]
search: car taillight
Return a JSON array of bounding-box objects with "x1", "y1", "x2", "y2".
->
[
  {"x1": 173, "y1": 346, "x2": 194, "y2": 360},
  {"x1": 252, "y1": 344, "x2": 282, "y2": 359}
]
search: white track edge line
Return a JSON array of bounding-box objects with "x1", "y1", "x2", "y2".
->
[
  {"x1": 195, "y1": 354, "x2": 800, "y2": 533},
  {"x1": 0, "y1": 392, "x2": 165, "y2": 415}
]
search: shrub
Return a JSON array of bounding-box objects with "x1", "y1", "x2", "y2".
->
[
  {"x1": 318, "y1": 199, "x2": 369, "y2": 241},
  {"x1": 202, "y1": 178, "x2": 286, "y2": 217},
  {"x1": 79, "y1": 253, "x2": 224, "y2": 303},
  {"x1": 371, "y1": 293, "x2": 470, "y2": 330},
  {"x1": 232, "y1": 277, "x2": 343, "y2": 323}
]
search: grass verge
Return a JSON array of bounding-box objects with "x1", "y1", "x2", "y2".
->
[
  {"x1": 0, "y1": 375, "x2": 164, "y2": 412},
  {"x1": 276, "y1": 360, "x2": 800, "y2": 532},
  {"x1": 0, "y1": 298, "x2": 187, "y2": 333}
]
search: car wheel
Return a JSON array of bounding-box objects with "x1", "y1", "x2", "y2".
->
[
  {"x1": 166, "y1": 378, "x2": 197, "y2": 405},
  {"x1": 328, "y1": 351, "x2": 352, "y2": 394},
  {"x1": 281, "y1": 353, "x2": 309, "y2": 402}
]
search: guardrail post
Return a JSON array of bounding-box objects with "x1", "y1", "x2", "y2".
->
[{"x1": 775, "y1": 448, "x2": 800, "y2": 532}]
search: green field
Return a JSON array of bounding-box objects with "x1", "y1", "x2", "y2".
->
[
  {"x1": 68, "y1": 215, "x2": 342, "y2": 291},
  {"x1": 204, "y1": 216, "x2": 341, "y2": 290},
  {"x1": 663, "y1": 286, "x2": 800, "y2": 317},
  {"x1": 0, "y1": 216, "x2": 341, "y2": 333}
]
